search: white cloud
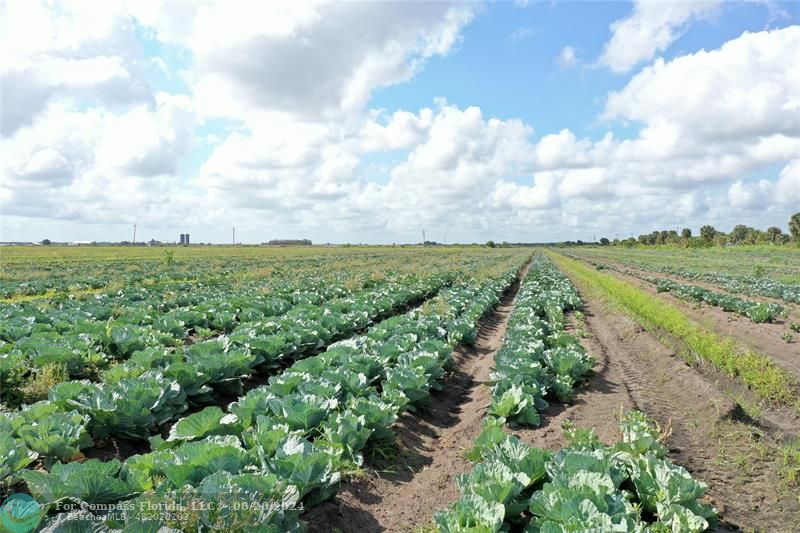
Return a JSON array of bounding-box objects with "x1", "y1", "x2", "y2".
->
[
  {"x1": 599, "y1": 0, "x2": 722, "y2": 72},
  {"x1": 604, "y1": 26, "x2": 800, "y2": 143},
  {"x1": 510, "y1": 26, "x2": 534, "y2": 42},
  {"x1": 0, "y1": 0, "x2": 154, "y2": 135},
  {"x1": 774, "y1": 159, "x2": 800, "y2": 206},
  {"x1": 2, "y1": 2, "x2": 798, "y2": 243},
  {"x1": 140, "y1": 1, "x2": 475, "y2": 122},
  {"x1": 357, "y1": 108, "x2": 434, "y2": 153},
  {"x1": 727, "y1": 179, "x2": 772, "y2": 209},
  {"x1": 555, "y1": 46, "x2": 578, "y2": 69}
]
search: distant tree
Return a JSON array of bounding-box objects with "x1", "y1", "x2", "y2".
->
[
  {"x1": 599, "y1": 237, "x2": 610, "y2": 246},
  {"x1": 767, "y1": 226, "x2": 783, "y2": 244},
  {"x1": 699, "y1": 225, "x2": 717, "y2": 243},
  {"x1": 746, "y1": 228, "x2": 763, "y2": 244},
  {"x1": 681, "y1": 228, "x2": 692, "y2": 239},
  {"x1": 790, "y1": 212, "x2": 800, "y2": 242},
  {"x1": 730, "y1": 224, "x2": 750, "y2": 244},
  {"x1": 40, "y1": 239, "x2": 51, "y2": 245},
  {"x1": 486, "y1": 240, "x2": 496, "y2": 248}
]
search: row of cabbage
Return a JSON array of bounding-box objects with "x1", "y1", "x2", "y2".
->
[
  {"x1": 435, "y1": 256, "x2": 716, "y2": 532},
  {"x1": 488, "y1": 256, "x2": 595, "y2": 426},
  {"x1": 434, "y1": 412, "x2": 717, "y2": 532},
  {"x1": 0, "y1": 250, "x2": 370, "y2": 299},
  {"x1": 587, "y1": 254, "x2": 800, "y2": 305},
  {"x1": 566, "y1": 254, "x2": 786, "y2": 324},
  {"x1": 0, "y1": 272, "x2": 452, "y2": 487},
  {"x1": 3, "y1": 261, "x2": 528, "y2": 531},
  {"x1": 1, "y1": 275, "x2": 346, "y2": 379},
  {"x1": 651, "y1": 278, "x2": 784, "y2": 323},
  {"x1": 0, "y1": 269, "x2": 436, "y2": 407}
]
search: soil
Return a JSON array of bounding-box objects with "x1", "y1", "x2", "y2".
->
[
  {"x1": 304, "y1": 262, "x2": 800, "y2": 533},
  {"x1": 304, "y1": 263, "x2": 530, "y2": 532}
]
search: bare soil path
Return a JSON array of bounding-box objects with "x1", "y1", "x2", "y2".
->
[{"x1": 305, "y1": 263, "x2": 530, "y2": 532}]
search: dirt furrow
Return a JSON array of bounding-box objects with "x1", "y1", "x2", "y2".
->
[{"x1": 305, "y1": 264, "x2": 530, "y2": 532}]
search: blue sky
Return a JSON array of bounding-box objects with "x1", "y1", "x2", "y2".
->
[{"x1": 1, "y1": 1, "x2": 798, "y2": 244}]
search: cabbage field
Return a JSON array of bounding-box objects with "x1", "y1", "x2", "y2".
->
[{"x1": 0, "y1": 244, "x2": 770, "y2": 532}]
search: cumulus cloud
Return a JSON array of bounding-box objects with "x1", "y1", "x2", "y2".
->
[
  {"x1": 135, "y1": 1, "x2": 474, "y2": 122},
  {"x1": 599, "y1": 0, "x2": 722, "y2": 72},
  {"x1": 1, "y1": 1, "x2": 798, "y2": 243},
  {"x1": 0, "y1": 1, "x2": 154, "y2": 135},
  {"x1": 604, "y1": 26, "x2": 800, "y2": 142}
]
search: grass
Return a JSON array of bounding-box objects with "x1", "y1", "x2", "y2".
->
[
  {"x1": 20, "y1": 363, "x2": 68, "y2": 403},
  {"x1": 779, "y1": 438, "x2": 800, "y2": 493},
  {"x1": 714, "y1": 423, "x2": 770, "y2": 483},
  {"x1": 549, "y1": 251, "x2": 799, "y2": 408}
]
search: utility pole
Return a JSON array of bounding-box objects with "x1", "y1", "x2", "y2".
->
[
  {"x1": 132, "y1": 224, "x2": 136, "y2": 245},
  {"x1": 232, "y1": 227, "x2": 235, "y2": 246}
]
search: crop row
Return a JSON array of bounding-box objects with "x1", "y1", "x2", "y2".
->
[
  {"x1": 566, "y1": 254, "x2": 786, "y2": 323},
  {"x1": 651, "y1": 277, "x2": 784, "y2": 323},
  {"x1": 488, "y1": 256, "x2": 595, "y2": 426},
  {"x1": 0, "y1": 271, "x2": 362, "y2": 388},
  {"x1": 2, "y1": 259, "x2": 529, "y2": 530},
  {"x1": 434, "y1": 411, "x2": 716, "y2": 532},
  {"x1": 0, "y1": 265, "x2": 460, "y2": 408},
  {"x1": 435, "y1": 255, "x2": 715, "y2": 532},
  {"x1": 573, "y1": 251, "x2": 800, "y2": 305},
  {"x1": 0, "y1": 271, "x2": 452, "y2": 482}
]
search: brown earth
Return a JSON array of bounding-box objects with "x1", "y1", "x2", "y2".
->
[{"x1": 304, "y1": 264, "x2": 530, "y2": 532}]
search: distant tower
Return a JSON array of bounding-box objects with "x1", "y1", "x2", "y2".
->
[
  {"x1": 179, "y1": 234, "x2": 185, "y2": 245},
  {"x1": 186, "y1": 233, "x2": 190, "y2": 245}
]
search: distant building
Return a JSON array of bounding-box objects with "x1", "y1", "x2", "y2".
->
[
  {"x1": 179, "y1": 233, "x2": 190, "y2": 245},
  {"x1": 185, "y1": 233, "x2": 190, "y2": 245},
  {"x1": 264, "y1": 239, "x2": 312, "y2": 245}
]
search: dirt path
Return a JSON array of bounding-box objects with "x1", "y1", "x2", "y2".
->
[
  {"x1": 305, "y1": 264, "x2": 530, "y2": 533},
  {"x1": 518, "y1": 281, "x2": 799, "y2": 531}
]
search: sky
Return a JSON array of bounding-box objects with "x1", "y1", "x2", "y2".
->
[{"x1": 1, "y1": 0, "x2": 799, "y2": 244}]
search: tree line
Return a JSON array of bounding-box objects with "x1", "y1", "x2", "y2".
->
[{"x1": 598, "y1": 212, "x2": 800, "y2": 247}]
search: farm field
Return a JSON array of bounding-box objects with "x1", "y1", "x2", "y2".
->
[
  {"x1": 5, "y1": 1, "x2": 800, "y2": 532},
  {"x1": 1, "y1": 244, "x2": 799, "y2": 532}
]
